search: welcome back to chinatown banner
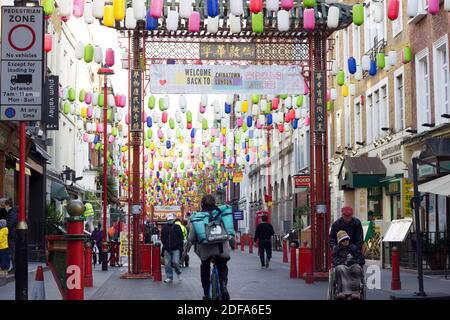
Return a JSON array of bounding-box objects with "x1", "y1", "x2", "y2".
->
[{"x1": 150, "y1": 64, "x2": 305, "y2": 94}]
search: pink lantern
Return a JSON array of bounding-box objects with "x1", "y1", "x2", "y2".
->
[
  {"x1": 428, "y1": 0, "x2": 439, "y2": 14},
  {"x1": 387, "y1": 0, "x2": 400, "y2": 20},
  {"x1": 187, "y1": 122, "x2": 192, "y2": 129},
  {"x1": 304, "y1": 81, "x2": 310, "y2": 95},
  {"x1": 191, "y1": 137, "x2": 195, "y2": 144},
  {"x1": 44, "y1": 34, "x2": 52, "y2": 53},
  {"x1": 85, "y1": 92, "x2": 92, "y2": 104},
  {"x1": 90, "y1": 142, "x2": 95, "y2": 150},
  {"x1": 281, "y1": 0, "x2": 294, "y2": 10},
  {"x1": 125, "y1": 113, "x2": 130, "y2": 124},
  {"x1": 158, "y1": 129, "x2": 163, "y2": 139},
  {"x1": 162, "y1": 111, "x2": 168, "y2": 123},
  {"x1": 326, "y1": 89, "x2": 331, "y2": 102},
  {"x1": 278, "y1": 124, "x2": 284, "y2": 132},
  {"x1": 249, "y1": 0, "x2": 262, "y2": 13},
  {"x1": 105, "y1": 48, "x2": 115, "y2": 67},
  {"x1": 120, "y1": 95, "x2": 127, "y2": 107},
  {"x1": 256, "y1": 119, "x2": 262, "y2": 129},
  {"x1": 199, "y1": 105, "x2": 206, "y2": 113},
  {"x1": 303, "y1": 9, "x2": 315, "y2": 31},
  {"x1": 305, "y1": 116, "x2": 311, "y2": 126},
  {"x1": 159, "y1": 161, "x2": 163, "y2": 170},
  {"x1": 108, "y1": 135, "x2": 115, "y2": 143},
  {"x1": 204, "y1": 140, "x2": 210, "y2": 147},
  {"x1": 115, "y1": 95, "x2": 121, "y2": 106},
  {"x1": 144, "y1": 155, "x2": 148, "y2": 162},
  {"x1": 289, "y1": 109, "x2": 296, "y2": 120},
  {"x1": 97, "y1": 123, "x2": 103, "y2": 133},
  {"x1": 211, "y1": 127, "x2": 217, "y2": 136},
  {"x1": 150, "y1": 0, "x2": 164, "y2": 18},
  {"x1": 236, "y1": 117, "x2": 243, "y2": 127},
  {"x1": 73, "y1": 0, "x2": 85, "y2": 18},
  {"x1": 87, "y1": 106, "x2": 93, "y2": 118},
  {"x1": 272, "y1": 97, "x2": 279, "y2": 110},
  {"x1": 188, "y1": 12, "x2": 200, "y2": 32},
  {"x1": 284, "y1": 112, "x2": 290, "y2": 123},
  {"x1": 83, "y1": 133, "x2": 88, "y2": 142}
]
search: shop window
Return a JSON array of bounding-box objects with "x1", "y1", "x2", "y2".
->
[{"x1": 368, "y1": 186, "x2": 382, "y2": 219}]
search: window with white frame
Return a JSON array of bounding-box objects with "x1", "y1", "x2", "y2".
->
[
  {"x1": 354, "y1": 99, "x2": 362, "y2": 144},
  {"x1": 366, "y1": 79, "x2": 389, "y2": 142},
  {"x1": 433, "y1": 36, "x2": 450, "y2": 125},
  {"x1": 415, "y1": 48, "x2": 431, "y2": 132},
  {"x1": 344, "y1": 97, "x2": 351, "y2": 146},
  {"x1": 392, "y1": 0, "x2": 403, "y2": 37},
  {"x1": 352, "y1": 24, "x2": 361, "y2": 63},
  {"x1": 364, "y1": 1, "x2": 387, "y2": 52},
  {"x1": 336, "y1": 112, "x2": 342, "y2": 148},
  {"x1": 394, "y1": 68, "x2": 405, "y2": 131},
  {"x1": 344, "y1": 29, "x2": 349, "y2": 72},
  {"x1": 366, "y1": 94, "x2": 373, "y2": 143},
  {"x1": 380, "y1": 85, "x2": 388, "y2": 134}
]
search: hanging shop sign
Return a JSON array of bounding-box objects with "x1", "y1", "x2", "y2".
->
[
  {"x1": 130, "y1": 69, "x2": 142, "y2": 132},
  {"x1": 294, "y1": 174, "x2": 311, "y2": 188},
  {"x1": 232, "y1": 171, "x2": 243, "y2": 183},
  {"x1": 313, "y1": 71, "x2": 326, "y2": 132},
  {"x1": 153, "y1": 205, "x2": 182, "y2": 222},
  {"x1": 43, "y1": 75, "x2": 59, "y2": 130},
  {"x1": 402, "y1": 178, "x2": 414, "y2": 218},
  {"x1": 150, "y1": 64, "x2": 304, "y2": 94}
]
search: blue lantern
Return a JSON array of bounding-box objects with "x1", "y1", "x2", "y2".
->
[
  {"x1": 267, "y1": 113, "x2": 273, "y2": 125},
  {"x1": 166, "y1": 140, "x2": 171, "y2": 149},
  {"x1": 246, "y1": 154, "x2": 250, "y2": 162},
  {"x1": 207, "y1": 0, "x2": 219, "y2": 17},
  {"x1": 248, "y1": 130, "x2": 254, "y2": 139},
  {"x1": 190, "y1": 128, "x2": 196, "y2": 138},
  {"x1": 348, "y1": 57, "x2": 357, "y2": 74},
  {"x1": 293, "y1": 119, "x2": 298, "y2": 129},
  {"x1": 146, "y1": 116, "x2": 152, "y2": 128},
  {"x1": 369, "y1": 60, "x2": 377, "y2": 76},
  {"x1": 224, "y1": 103, "x2": 231, "y2": 114},
  {"x1": 146, "y1": 11, "x2": 158, "y2": 30},
  {"x1": 93, "y1": 135, "x2": 99, "y2": 144},
  {"x1": 156, "y1": 171, "x2": 160, "y2": 178},
  {"x1": 246, "y1": 116, "x2": 253, "y2": 127}
]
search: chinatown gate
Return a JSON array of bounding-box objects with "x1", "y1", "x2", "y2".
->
[{"x1": 114, "y1": 2, "x2": 353, "y2": 278}]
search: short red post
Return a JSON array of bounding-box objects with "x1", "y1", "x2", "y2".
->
[
  {"x1": 84, "y1": 241, "x2": 93, "y2": 287},
  {"x1": 298, "y1": 241, "x2": 307, "y2": 279},
  {"x1": 391, "y1": 246, "x2": 401, "y2": 290},
  {"x1": 290, "y1": 243, "x2": 297, "y2": 278},
  {"x1": 152, "y1": 242, "x2": 162, "y2": 281},
  {"x1": 241, "y1": 234, "x2": 245, "y2": 252},
  {"x1": 304, "y1": 246, "x2": 314, "y2": 284},
  {"x1": 282, "y1": 239, "x2": 288, "y2": 263},
  {"x1": 257, "y1": 239, "x2": 260, "y2": 256},
  {"x1": 141, "y1": 244, "x2": 151, "y2": 273},
  {"x1": 249, "y1": 238, "x2": 253, "y2": 254}
]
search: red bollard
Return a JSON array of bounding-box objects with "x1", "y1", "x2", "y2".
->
[
  {"x1": 65, "y1": 200, "x2": 85, "y2": 300},
  {"x1": 283, "y1": 239, "x2": 288, "y2": 263},
  {"x1": 152, "y1": 242, "x2": 162, "y2": 281},
  {"x1": 241, "y1": 234, "x2": 245, "y2": 252},
  {"x1": 257, "y1": 239, "x2": 260, "y2": 256},
  {"x1": 304, "y1": 246, "x2": 314, "y2": 284},
  {"x1": 84, "y1": 241, "x2": 93, "y2": 287},
  {"x1": 249, "y1": 238, "x2": 253, "y2": 254},
  {"x1": 391, "y1": 246, "x2": 401, "y2": 290},
  {"x1": 298, "y1": 241, "x2": 308, "y2": 279},
  {"x1": 290, "y1": 243, "x2": 297, "y2": 278},
  {"x1": 141, "y1": 244, "x2": 151, "y2": 273}
]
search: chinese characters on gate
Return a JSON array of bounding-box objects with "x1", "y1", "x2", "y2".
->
[{"x1": 130, "y1": 70, "x2": 142, "y2": 132}]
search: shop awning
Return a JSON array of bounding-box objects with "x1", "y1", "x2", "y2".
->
[
  {"x1": 418, "y1": 174, "x2": 450, "y2": 196},
  {"x1": 31, "y1": 142, "x2": 51, "y2": 161},
  {"x1": 338, "y1": 156, "x2": 387, "y2": 190},
  {"x1": 51, "y1": 181, "x2": 70, "y2": 201}
]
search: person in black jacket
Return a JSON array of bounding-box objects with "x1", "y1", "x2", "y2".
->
[
  {"x1": 161, "y1": 213, "x2": 184, "y2": 283},
  {"x1": 329, "y1": 206, "x2": 364, "y2": 251},
  {"x1": 254, "y1": 214, "x2": 275, "y2": 268}
]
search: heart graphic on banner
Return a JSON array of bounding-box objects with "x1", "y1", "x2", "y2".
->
[{"x1": 159, "y1": 80, "x2": 167, "y2": 86}]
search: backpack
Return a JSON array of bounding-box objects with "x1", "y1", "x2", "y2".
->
[{"x1": 190, "y1": 205, "x2": 235, "y2": 244}]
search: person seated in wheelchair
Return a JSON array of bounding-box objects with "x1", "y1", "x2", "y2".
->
[{"x1": 332, "y1": 230, "x2": 365, "y2": 300}]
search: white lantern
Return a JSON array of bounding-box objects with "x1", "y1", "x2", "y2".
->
[
  {"x1": 252, "y1": 104, "x2": 259, "y2": 116},
  {"x1": 235, "y1": 100, "x2": 242, "y2": 113},
  {"x1": 107, "y1": 94, "x2": 115, "y2": 107},
  {"x1": 88, "y1": 134, "x2": 95, "y2": 142},
  {"x1": 267, "y1": 0, "x2": 279, "y2": 11},
  {"x1": 260, "y1": 99, "x2": 267, "y2": 112},
  {"x1": 349, "y1": 83, "x2": 356, "y2": 96},
  {"x1": 277, "y1": 10, "x2": 289, "y2": 32},
  {"x1": 373, "y1": 2, "x2": 383, "y2": 23},
  {"x1": 284, "y1": 96, "x2": 292, "y2": 109},
  {"x1": 163, "y1": 95, "x2": 170, "y2": 110},
  {"x1": 167, "y1": 10, "x2": 179, "y2": 31},
  {"x1": 84, "y1": 2, "x2": 95, "y2": 24},
  {"x1": 361, "y1": 55, "x2": 371, "y2": 71},
  {"x1": 207, "y1": 16, "x2": 219, "y2": 33},
  {"x1": 301, "y1": 107, "x2": 307, "y2": 118},
  {"x1": 175, "y1": 111, "x2": 182, "y2": 123},
  {"x1": 295, "y1": 109, "x2": 301, "y2": 119},
  {"x1": 229, "y1": 14, "x2": 241, "y2": 34},
  {"x1": 277, "y1": 111, "x2": 284, "y2": 123},
  {"x1": 179, "y1": 95, "x2": 187, "y2": 111},
  {"x1": 94, "y1": 46, "x2": 103, "y2": 64},
  {"x1": 59, "y1": 0, "x2": 71, "y2": 17},
  {"x1": 407, "y1": 0, "x2": 419, "y2": 17},
  {"x1": 327, "y1": 6, "x2": 340, "y2": 28},
  {"x1": 75, "y1": 42, "x2": 84, "y2": 60},
  {"x1": 200, "y1": 94, "x2": 208, "y2": 106},
  {"x1": 116, "y1": 109, "x2": 123, "y2": 121},
  {"x1": 230, "y1": 0, "x2": 244, "y2": 16},
  {"x1": 330, "y1": 88, "x2": 337, "y2": 100},
  {"x1": 180, "y1": 0, "x2": 193, "y2": 19},
  {"x1": 226, "y1": 95, "x2": 234, "y2": 104},
  {"x1": 125, "y1": 7, "x2": 137, "y2": 29},
  {"x1": 445, "y1": 0, "x2": 450, "y2": 11},
  {"x1": 70, "y1": 103, "x2": 76, "y2": 115},
  {"x1": 92, "y1": 93, "x2": 99, "y2": 106},
  {"x1": 122, "y1": 130, "x2": 128, "y2": 137},
  {"x1": 355, "y1": 66, "x2": 363, "y2": 81},
  {"x1": 92, "y1": 0, "x2": 105, "y2": 19},
  {"x1": 331, "y1": 60, "x2": 338, "y2": 75},
  {"x1": 133, "y1": 0, "x2": 146, "y2": 20},
  {"x1": 259, "y1": 114, "x2": 265, "y2": 125},
  {"x1": 384, "y1": 63, "x2": 391, "y2": 71},
  {"x1": 62, "y1": 87, "x2": 68, "y2": 100},
  {"x1": 388, "y1": 50, "x2": 397, "y2": 66}
]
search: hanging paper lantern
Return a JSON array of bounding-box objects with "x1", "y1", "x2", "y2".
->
[
  {"x1": 150, "y1": 0, "x2": 163, "y2": 18},
  {"x1": 189, "y1": 12, "x2": 200, "y2": 32},
  {"x1": 75, "y1": 42, "x2": 84, "y2": 60},
  {"x1": 84, "y1": 1, "x2": 95, "y2": 24},
  {"x1": 73, "y1": 0, "x2": 85, "y2": 18},
  {"x1": 267, "y1": 114, "x2": 273, "y2": 125},
  {"x1": 84, "y1": 44, "x2": 94, "y2": 63},
  {"x1": 376, "y1": 53, "x2": 385, "y2": 69},
  {"x1": 388, "y1": 50, "x2": 397, "y2": 66},
  {"x1": 87, "y1": 106, "x2": 93, "y2": 118},
  {"x1": 352, "y1": 4, "x2": 364, "y2": 26},
  {"x1": 113, "y1": 0, "x2": 125, "y2": 21},
  {"x1": 347, "y1": 57, "x2": 357, "y2": 74},
  {"x1": 337, "y1": 70, "x2": 345, "y2": 86},
  {"x1": 428, "y1": 0, "x2": 439, "y2": 14},
  {"x1": 242, "y1": 100, "x2": 249, "y2": 113},
  {"x1": 207, "y1": 16, "x2": 219, "y2": 33},
  {"x1": 225, "y1": 103, "x2": 232, "y2": 114},
  {"x1": 303, "y1": 0, "x2": 315, "y2": 8},
  {"x1": 63, "y1": 102, "x2": 70, "y2": 115},
  {"x1": 167, "y1": 10, "x2": 179, "y2": 31},
  {"x1": 94, "y1": 46, "x2": 103, "y2": 64},
  {"x1": 103, "y1": 5, "x2": 115, "y2": 27},
  {"x1": 387, "y1": 0, "x2": 400, "y2": 20},
  {"x1": 231, "y1": 0, "x2": 244, "y2": 15},
  {"x1": 68, "y1": 87, "x2": 76, "y2": 102},
  {"x1": 44, "y1": 34, "x2": 52, "y2": 53},
  {"x1": 369, "y1": 60, "x2": 377, "y2": 76},
  {"x1": 403, "y1": 46, "x2": 412, "y2": 63},
  {"x1": 180, "y1": 0, "x2": 193, "y2": 18},
  {"x1": 207, "y1": 0, "x2": 219, "y2": 17},
  {"x1": 146, "y1": 11, "x2": 158, "y2": 30},
  {"x1": 362, "y1": 55, "x2": 371, "y2": 71},
  {"x1": 296, "y1": 95, "x2": 304, "y2": 107},
  {"x1": 125, "y1": 7, "x2": 137, "y2": 29},
  {"x1": 303, "y1": 9, "x2": 315, "y2": 30},
  {"x1": 330, "y1": 88, "x2": 337, "y2": 100},
  {"x1": 59, "y1": 0, "x2": 71, "y2": 17},
  {"x1": 162, "y1": 111, "x2": 168, "y2": 123},
  {"x1": 133, "y1": 0, "x2": 146, "y2": 20},
  {"x1": 229, "y1": 14, "x2": 241, "y2": 33},
  {"x1": 252, "y1": 13, "x2": 264, "y2": 33},
  {"x1": 327, "y1": 101, "x2": 333, "y2": 111},
  {"x1": 277, "y1": 10, "x2": 290, "y2": 32},
  {"x1": 327, "y1": 6, "x2": 340, "y2": 28},
  {"x1": 406, "y1": 0, "x2": 418, "y2": 16},
  {"x1": 445, "y1": 0, "x2": 450, "y2": 11},
  {"x1": 105, "y1": 48, "x2": 115, "y2": 67},
  {"x1": 43, "y1": 0, "x2": 55, "y2": 17},
  {"x1": 349, "y1": 83, "x2": 356, "y2": 96},
  {"x1": 342, "y1": 84, "x2": 348, "y2": 97},
  {"x1": 250, "y1": 0, "x2": 262, "y2": 13},
  {"x1": 186, "y1": 111, "x2": 192, "y2": 122},
  {"x1": 93, "y1": 0, "x2": 105, "y2": 18},
  {"x1": 373, "y1": 2, "x2": 383, "y2": 23}
]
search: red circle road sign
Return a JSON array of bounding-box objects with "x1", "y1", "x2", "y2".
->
[{"x1": 8, "y1": 24, "x2": 36, "y2": 52}]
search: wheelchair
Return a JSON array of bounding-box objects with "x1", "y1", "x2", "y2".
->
[{"x1": 327, "y1": 263, "x2": 366, "y2": 300}]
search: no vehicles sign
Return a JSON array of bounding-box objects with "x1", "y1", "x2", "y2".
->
[{"x1": 0, "y1": 6, "x2": 43, "y2": 121}]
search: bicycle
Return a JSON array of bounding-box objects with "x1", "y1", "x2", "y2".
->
[{"x1": 209, "y1": 259, "x2": 222, "y2": 300}]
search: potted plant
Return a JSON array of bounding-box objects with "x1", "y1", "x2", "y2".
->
[{"x1": 45, "y1": 202, "x2": 64, "y2": 235}]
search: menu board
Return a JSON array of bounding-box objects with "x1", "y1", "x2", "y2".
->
[{"x1": 382, "y1": 219, "x2": 413, "y2": 242}]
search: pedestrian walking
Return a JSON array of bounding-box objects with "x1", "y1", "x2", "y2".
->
[
  {"x1": 175, "y1": 217, "x2": 189, "y2": 267},
  {"x1": 254, "y1": 214, "x2": 275, "y2": 268},
  {"x1": 161, "y1": 213, "x2": 183, "y2": 283},
  {"x1": 4, "y1": 199, "x2": 18, "y2": 272},
  {"x1": 83, "y1": 201, "x2": 94, "y2": 232},
  {"x1": 0, "y1": 219, "x2": 9, "y2": 276},
  {"x1": 329, "y1": 206, "x2": 364, "y2": 252},
  {"x1": 91, "y1": 224, "x2": 103, "y2": 265}
]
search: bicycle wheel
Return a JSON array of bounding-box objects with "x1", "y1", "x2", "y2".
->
[{"x1": 211, "y1": 271, "x2": 218, "y2": 300}]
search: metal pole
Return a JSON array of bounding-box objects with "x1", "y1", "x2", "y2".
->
[
  {"x1": 267, "y1": 127, "x2": 271, "y2": 223},
  {"x1": 412, "y1": 157, "x2": 426, "y2": 296},
  {"x1": 102, "y1": 74, "x2": 108, "y2": 271},
  {"x1": 16, "y1": 121, "x2": 28, "y2": 300},
  {"x1": 127, "y1": 31, "x2": 131, "y2": 275}
]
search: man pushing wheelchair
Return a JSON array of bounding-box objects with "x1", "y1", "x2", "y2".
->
[{"x1": 329, "y1": 206, "x2": 366, "y2": 300}]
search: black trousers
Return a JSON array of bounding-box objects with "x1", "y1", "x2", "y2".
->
[
  {"x1": 200, "y1": 256, "x2": 229, "y2": 296},
  {"x1": 258, "y1": 239, "x2": 272, "y2": 266}
]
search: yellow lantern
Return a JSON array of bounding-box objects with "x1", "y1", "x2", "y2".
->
[
  {"x1": 221, "y1": 128, "x2": 227, "y2": 136},
  {"x1": 242, "y1": 100, "x2": 249, "y2": 113},
  {"x1": 103, "y1": 5, "x2": 114, "y2": 27},
  {"x1": 342, "y1": 84, "x2": 349, "y2": 97},
  {"x1": 113, "y1": 0, "x2": 125, "y2": 21}
]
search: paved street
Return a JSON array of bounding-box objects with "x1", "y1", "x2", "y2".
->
[{"x1": 1, "y1": 248, "x2": 450, "y2": 300}]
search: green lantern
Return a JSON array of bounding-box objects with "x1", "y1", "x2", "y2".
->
[
  {"x1": 186, "y1": 111, "x2": 192, "y2": 123},
  {"x1": 252, "y1": 13, "x2": 264, "y2": 33},
  {"x1": 145, "y1": 140, "x2": 151, "y2": 148},
  {"x1": 403, "y1": 46, "x2": 412, "y2": 64},
  {"x1": 98, "y1": 93, "x2": 104, "y2": 107},
  {"x1": 327, "y1": 101, "x2": 333, "y2": 111},
  {"x1": 303, "y1": 0, "x2": 316, "y2": 8},
  {"x1": 376, "y1": 53, "x2": 385, "y2": 69},
  {"x1": 159, "y1": 98, "x2": 165, "y2": 111},
  {"x1": 43, "y1": 0, "x2": 55, "y2": 16},
  {"x1": 296, "y1": 95, "x2": 304, "y2": 107},
  {"x1": 265, "y1": 102, "x2": 271, "y2": 114},
  {"x1": 112, "y1": 127, "x2": 118, "y2": 137},
  {"x1": 147, "y1": 130, "x2": 153, "y2": 139},
  {"x1": 337, "y1": 70, "x2": 345, "y2": 86},
  {"x1": 280, "y1": 94, "x2": 288, "y2": 100},
  {"x1": 148, "y1": 95, "x2": 155, "y2": 109},
  {"x1": 84, "y1": 44, "x2": 94, "y2": 63},
  {"x1": 63, "y1": 102, "x2": 70, "y2": 115},
  {"x1": 169, "y1": 118, "x2": 175, "y2": 129},
  {"x1": 252, "y1": 94, "x2": 260, "y2": 104},
  {"x1": 95, "y1": 143, "x2": 101, "y2": 151},
  {"x1": 79, "y1": 89, "x2": 86, "y2": 102},
  {"x1": 68, "y1": 87, "x2": 76, "y2": 102},
  {"x1": 107, "y1": 108, "x2": 112, "y2": 121},
  {"x1": 242, "y1": 122, "x2": 248, "y2": 133},
  {"x1": 202, "y1": 118, "x2": 208, "y2": 130},
  {"x1": 352, "y1": 4, "x2": 364, "y2": 26}
]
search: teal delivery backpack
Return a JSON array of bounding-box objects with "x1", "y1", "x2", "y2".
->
[{"x1": 190, "y1": 205, "x2": 235, "y2": 244}]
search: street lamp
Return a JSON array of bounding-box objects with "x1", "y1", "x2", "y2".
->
[{"x1": 97, "y1": 66, "x2": 114, "y2": 271}]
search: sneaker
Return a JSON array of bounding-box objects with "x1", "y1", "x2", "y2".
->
[
  {"x1": 176, "y1": 272, "x2": 182, "y2": 282},
  {"x1": 164, "y1": 278, "x2": 173, "y2": 283},
  {"x1": 261, "y1": 264, "x2": 265, "y2": 268},
  {"x1": 350, "y1": 293, "x2": 360, "y2": 300}
]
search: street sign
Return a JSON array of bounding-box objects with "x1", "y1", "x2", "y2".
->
[
  {"x1": 233, "y1": 211, "x2": 244, "y2": 220},
  {"x1": 0, "y1": 6, "x2": 43, "y2": 121},
  {"x1": 44, "y1": 75, "x2": 59, "y2": 130},
  {"x1": 294, "y1": 174, "x2": 310, "y2": 188}
]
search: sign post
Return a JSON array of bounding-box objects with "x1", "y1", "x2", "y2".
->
[{"x1": 0, "y1": 6, "x2": 44, "y2": 300}]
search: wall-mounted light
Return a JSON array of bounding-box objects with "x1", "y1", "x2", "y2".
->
[{"x1": 441, "y1": 114, "x2": 450, "y2": 119}]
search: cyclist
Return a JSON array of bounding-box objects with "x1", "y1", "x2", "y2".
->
[{"x1": 188, "y1": 194, "x2": 235, "y2": 300}]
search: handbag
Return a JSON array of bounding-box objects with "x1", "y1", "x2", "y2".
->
[{"x1": 205, "y1": 219, "x2": 229, "y2": 244}]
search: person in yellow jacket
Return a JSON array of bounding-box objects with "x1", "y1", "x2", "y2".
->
[
  {"x1": 0, "y1": 219, "x2": 9, "y2": 276},
  {"x1": 175, "y1": 218, "x2": 189, "y2": 267},
  {"x1": 83, "y1": 201, "x2": 95, "y2": 232}
]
